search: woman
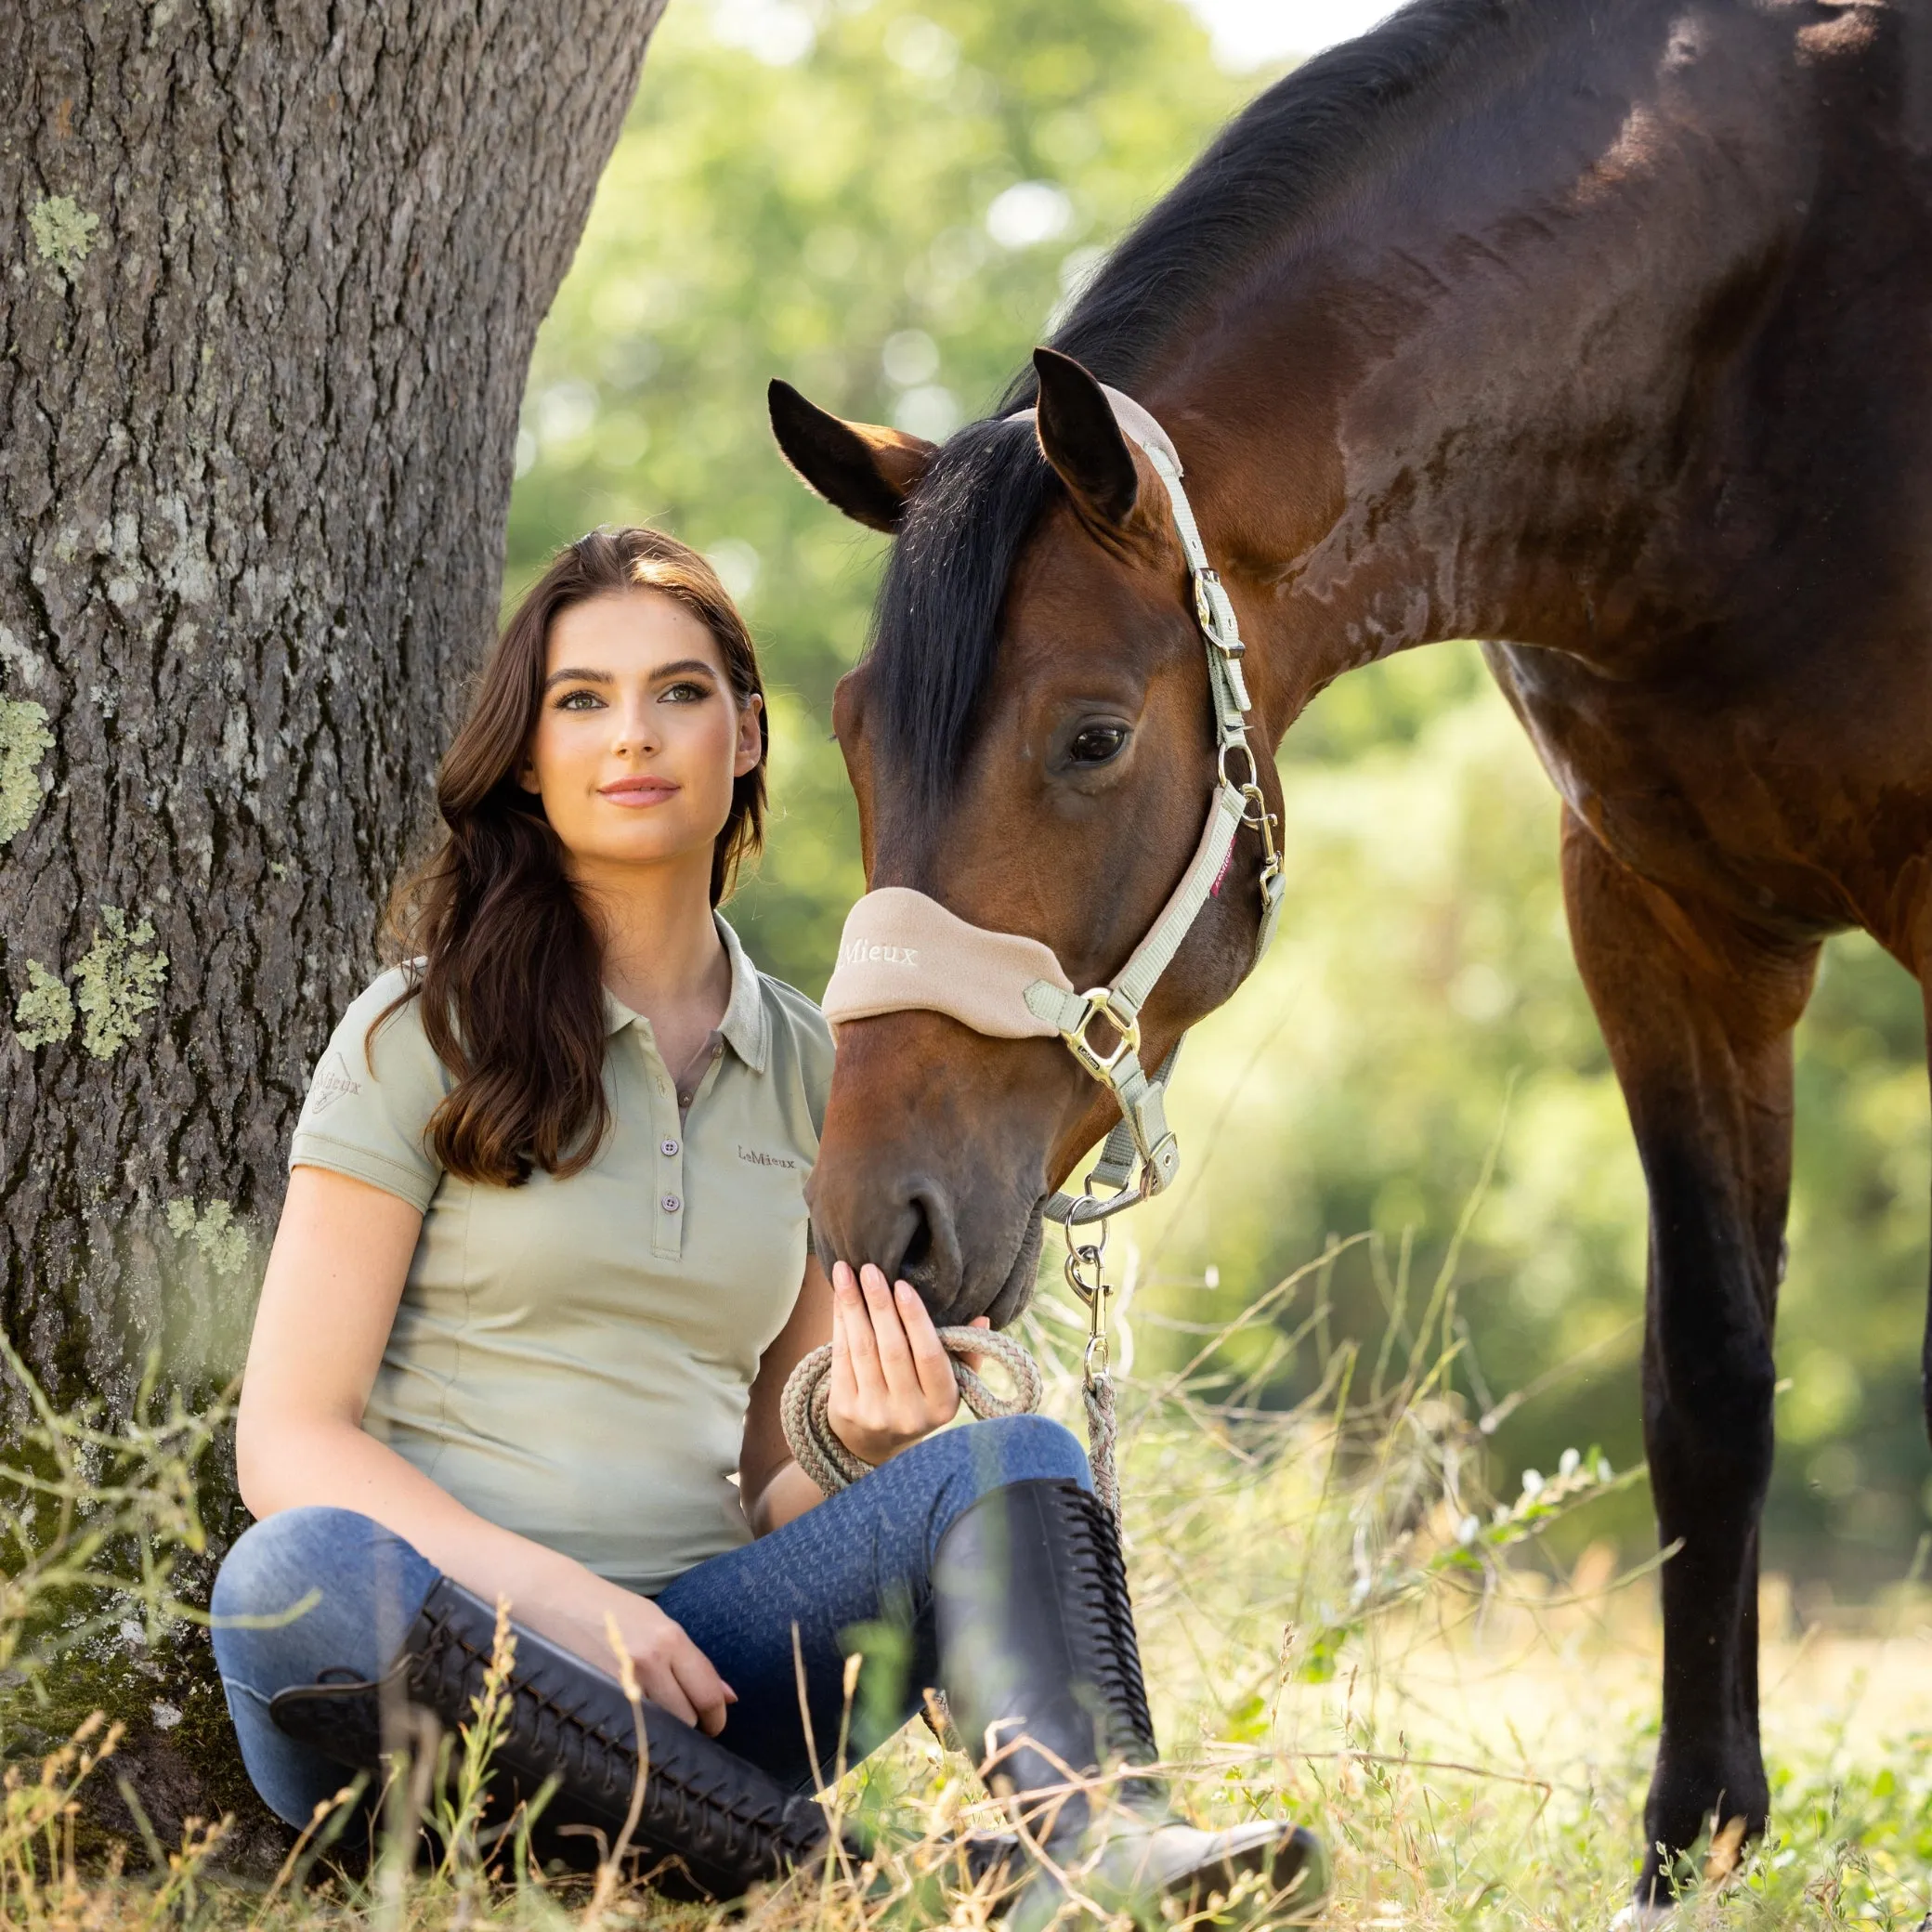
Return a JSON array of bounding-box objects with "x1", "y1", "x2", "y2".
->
[{"x1": 211, "y1": 527, "x2": 1325, "y2": 1924}]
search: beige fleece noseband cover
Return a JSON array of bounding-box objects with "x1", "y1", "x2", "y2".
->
[
  {"x1": 822, "y1": 786, "x2": 1246, "y2": 1040},
  {"x1": 826, "y1": 887, "x2": 1073, "y2": 1040}
]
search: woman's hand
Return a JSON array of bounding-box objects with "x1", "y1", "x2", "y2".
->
[
  {"x1": 529, "y1": 1575, "x2": 737, "y2": 1737},
  {"x1": 826, "y1": 1260, "x2": 990, "y2": 1468}
]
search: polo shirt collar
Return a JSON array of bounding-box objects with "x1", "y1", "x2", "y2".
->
[
  {"x1": 713, "y1": 913, "x2": 770, "y2": 1072},
  {"x1": 599, "y1": 912, "x2": 770, "y2": 1073}
]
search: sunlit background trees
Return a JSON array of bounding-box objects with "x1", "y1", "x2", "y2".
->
[{"x1": 504, "y1": 0, "x2": 1931, "y2": 1595}]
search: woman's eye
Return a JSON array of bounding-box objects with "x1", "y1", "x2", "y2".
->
[
  {"x1": 1068, "y1": 724, "x2": 1129, "y2": 766},
  {"x1": 556, "y1": 689, "x2": 605, "y2": 711},
  {"x1": 660, "y1": 681, "x2": 711, "y2": 703}
]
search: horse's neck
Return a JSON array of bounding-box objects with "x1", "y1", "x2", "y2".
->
[{"x1": 1139, "y1": 0, "x2": 1833, "y2": 740}]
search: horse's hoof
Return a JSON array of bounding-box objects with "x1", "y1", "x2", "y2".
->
[{"x1": 1609, "y1": 1904, "x2": 1675, "y2": 1931}]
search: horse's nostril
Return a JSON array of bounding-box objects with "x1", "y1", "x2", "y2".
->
[
  {"x1": 899, "y1": 1196, "x2": 934, "y2": 1280},
  {"x1": 809, "y1": 1166, "x2": 960, "y2": 1305}
]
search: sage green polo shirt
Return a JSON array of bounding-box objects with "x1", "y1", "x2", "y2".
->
[{"x1": 286, "y1": 916, "x2": 832, "y2": 1595}]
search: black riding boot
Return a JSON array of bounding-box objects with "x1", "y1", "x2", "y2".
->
[
  {"x1": 268, "y1": 1576, "x2": 839, "y2": 1900},
  {"x1": 933, "y1": 1479, "x2": 1327, "y2": 1927}
]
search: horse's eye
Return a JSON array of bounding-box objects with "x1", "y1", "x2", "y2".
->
[{"x1": 1068, "y1": 724, "x2": 1129, "y2": 766}]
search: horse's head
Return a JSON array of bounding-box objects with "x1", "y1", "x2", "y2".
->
[{"x1": 772, "y1": 348, "x2": 1279, "y2": 1326}]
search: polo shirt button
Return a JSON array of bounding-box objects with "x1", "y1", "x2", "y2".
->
[
  {"x1": 661, "y1": 1138, "x2": 680, "y2": 1157},
  {"x1": 662, "y1": 1194, "x2": 682, "y2": 1214}
]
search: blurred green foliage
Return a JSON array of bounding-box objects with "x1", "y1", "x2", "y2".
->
[
  {"x1": 508, "y1": 0, "x2": 1241, "y2": 976},
  {"x1": 508, "y1": 0, "x2": 1931, "y2": 1590}
]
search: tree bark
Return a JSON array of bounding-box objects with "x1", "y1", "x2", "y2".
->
[{"x1": 0, "y1": 0, "x2": 663, "y2": 1852}]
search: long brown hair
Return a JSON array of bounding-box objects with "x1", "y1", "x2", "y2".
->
[{"x1": 381, "y1": 527, "x2": 768, "y2": 1186}]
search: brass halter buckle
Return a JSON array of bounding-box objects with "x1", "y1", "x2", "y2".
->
[
  {"x1": 1062, "y1": 986, "x2": 1142, "y2": 1084},
  {"x1": 1192, "y1": 567, "x2": 1245, "y2": 656}
]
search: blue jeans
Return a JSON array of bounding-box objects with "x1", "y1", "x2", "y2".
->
[{"x1": 211, "y1": 1414, "x2": 1090, "y2": 1828}]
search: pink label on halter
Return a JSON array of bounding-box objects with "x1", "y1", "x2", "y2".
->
[{"x1": 1210, "y1": 846, "x2": 1235, "y2": 896}]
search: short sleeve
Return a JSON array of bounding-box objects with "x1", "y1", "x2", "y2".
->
[{"x1": 289, "y1": 968, "x2": 451, "y2": 1211}]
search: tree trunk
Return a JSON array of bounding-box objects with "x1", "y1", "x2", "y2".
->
[{"x1": 0, "y1": 0, "x2": 664, "y2": 1856}]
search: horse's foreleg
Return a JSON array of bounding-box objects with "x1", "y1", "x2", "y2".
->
[{"x1": 1560, "y1": 808, "x2": 1819, "y2": 1914}]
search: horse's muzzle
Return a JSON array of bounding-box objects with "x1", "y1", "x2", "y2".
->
[{"x1": 805, "y1": 1012, "x2": 1059, "y2": 1328}]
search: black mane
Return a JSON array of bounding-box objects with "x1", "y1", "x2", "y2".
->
[
  {"x1": 1028, "y1": 0, "x2": 1577, "y2": 402},
  {"x1": 866, "y1": 0, "x2": 1583, "y2": 799},
  {"x1": 868, "y1": 416, "x2": 1057, "y2": 812}
]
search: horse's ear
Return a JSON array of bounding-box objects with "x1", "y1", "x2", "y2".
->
[
  {"x1": 1032, "y1": 346, "x2": 1139, "y2": 528},
  {"x1": 768, "y1": 380, "x2": 935, "y2": 534}
]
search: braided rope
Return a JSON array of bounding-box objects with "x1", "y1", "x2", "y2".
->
[
  {"x1": 779, "y1": 1328, "x2": 1045, "y2": 1496},
  {"x1": 1082, "y1": 1370, "x2": 1121, "y2": 1523}
]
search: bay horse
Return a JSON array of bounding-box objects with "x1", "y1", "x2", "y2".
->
[{"x1": 769, "y1": 0, "x2": 1932, "y2": 1911}]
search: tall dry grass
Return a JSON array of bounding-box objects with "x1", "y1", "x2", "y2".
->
[{"x1": 5, "y1": 1246, "x2": 1932, "y2": 1931}]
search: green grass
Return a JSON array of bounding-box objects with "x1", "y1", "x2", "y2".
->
[{"x1": 7, "y1": 1263, "x2": 1932, "y2": 1930}]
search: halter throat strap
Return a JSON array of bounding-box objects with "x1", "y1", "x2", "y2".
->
[{"x1": 821, "y1": 385, "x2": 1285, "y2": 1226}]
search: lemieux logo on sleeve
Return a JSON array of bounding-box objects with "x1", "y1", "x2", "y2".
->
[{"x1": 307, "y1": 1051, "x2": 361, "y2": 1116}]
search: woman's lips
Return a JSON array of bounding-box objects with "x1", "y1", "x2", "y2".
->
[{"x1": 599, "y1": 777, "x2": 680, "y2": 806}]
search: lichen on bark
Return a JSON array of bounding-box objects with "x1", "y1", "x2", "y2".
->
[
  {"x1": 0, "y1": 696, "x2": 54, "y2": 843},
  {"x1": 27, "y1": 192, "x2": 99, "y2": 284},
  {"x1": 164, "y1": 1198, "x2": 251, "y2": 1280},
  {"x1": 72, "y1": 908, "x2": 168, "y2": 1059},
  {"x1": 12, "y1": 959, "x2": 74, "y2": 1049}
]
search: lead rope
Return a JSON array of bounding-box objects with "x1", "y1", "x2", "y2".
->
[
  {"x1": 777, "y1": 1273, "x2": 1125, "y2": 1524},
  {"x1": 1066, "y1": 1208, "x2": 1122, "y2": 1522}
]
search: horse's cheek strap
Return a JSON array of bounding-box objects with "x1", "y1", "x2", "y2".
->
[{"x1": 821, "y1": 885, "x2": 1073, "y2": 1039}]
